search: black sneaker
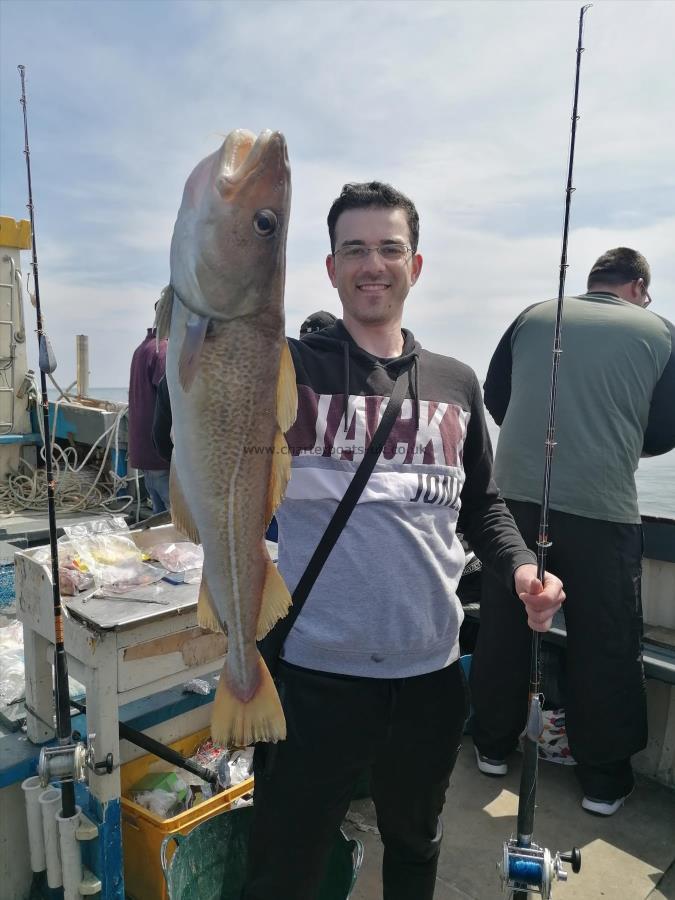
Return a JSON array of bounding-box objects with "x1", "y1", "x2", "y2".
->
[
  {"x1": 474, "y1": 745, "x2": 508, "y2": 776},
  {"x1": 581, "y1": 792, "x2": 630, "y2": 816}
]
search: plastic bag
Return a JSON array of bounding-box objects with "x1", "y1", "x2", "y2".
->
[
  {"x1": 62, "y1": 518, "x2": 165, "y2": 592},
  {"x1": 0, "y1": 620, "x2": 24, "y2": 705},
  {"x1": 228, "y1": 748, "x2": 254, "y2": 785},
  {"x1": 0, "y1": 620, "x2": 84, "y2": 710},
  {"x1": 150, "y1": 542, "x2": 204, "y2": 573},
  {"x1": 129, "y1": 771, "x2": 189, "y2": 818},
  {"x1": 63, "y1": 517, "x2": 140, "y2": 563},
  {"x1": 32, "y1": 542, "x2": 95, "y2": 595},
  {"x1": 131, "y1": 788, "x2": 185, "y2": 818},
  {"x1": 188, "y1": 738, "x2": 232, "y2": 789},
  {"x1": 0, "y1": 649, "x2": 25, "y2": 705},
  {"x1": 183, "y1": 678, "x2": 212, "y2": 696}
]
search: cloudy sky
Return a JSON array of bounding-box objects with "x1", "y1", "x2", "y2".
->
[{"x1": 1, "y1": 0, "x2": 673, "y2": 393}]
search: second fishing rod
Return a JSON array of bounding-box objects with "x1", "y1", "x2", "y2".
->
[{"x1": 499, "y1": 6, "x2": 591, "y2": 898}]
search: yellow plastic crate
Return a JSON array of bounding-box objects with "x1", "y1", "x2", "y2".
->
[{"x1": 121, "y1": 728, "x2": 254, "y2": 900}]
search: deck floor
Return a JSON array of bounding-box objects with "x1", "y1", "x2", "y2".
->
[{"x1": 342, "y1": 743, "x2": 675, "y2": 900}]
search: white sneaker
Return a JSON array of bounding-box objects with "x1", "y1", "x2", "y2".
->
[
  {"x1": 581, "y1": 794, "x2": 628, "y2": 816},
  {"x1": 474, "y1": 745, "x2": 508, "y2": 776}
]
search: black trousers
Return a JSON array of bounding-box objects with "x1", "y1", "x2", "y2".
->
[
  {"x1": 470, "y1": 500, "x2": 647, "y2": 800},
  {"x1": 242, "y1": 659, "x2": 468, "y2": 900}
]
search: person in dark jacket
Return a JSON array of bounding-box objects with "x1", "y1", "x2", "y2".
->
[
  {"x1": 470, "y1": 247, "x2": 675, "y2": 816},
  {"x1": 128, "y1": 323, "x2": 170, "y2": 511},
  {"x1": 152, "y1": 374, "x2": 173, "y2": 464},
  {"x1": 299, "y1": 310, "x2": 336, "y2": 335},
  {"x1": 242, "y1": 182, "x2": 565, "y2": 900}
]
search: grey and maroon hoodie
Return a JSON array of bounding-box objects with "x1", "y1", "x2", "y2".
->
[{"x1": 275, "y1": 319, "x2": 534, "y2": 677}]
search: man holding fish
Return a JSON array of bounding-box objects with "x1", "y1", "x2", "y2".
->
[{"x1": 159, "y1": 132, "x2": 564, "y2": 900}]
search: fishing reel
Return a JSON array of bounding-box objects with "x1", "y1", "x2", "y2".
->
[
  {"x1": 499, "y1": 840, "x2": 581, "y2": 899},
  {"x1": 38, "y1": 732, "x2": 114, "y2": 788}
]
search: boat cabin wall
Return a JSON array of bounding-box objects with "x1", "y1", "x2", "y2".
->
[{"x1": 0, "y1": 241, "x2": 33, "y2": 481}]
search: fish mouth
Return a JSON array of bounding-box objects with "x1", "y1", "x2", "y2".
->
[{"x1": 217, "y1": 129, "x2": 288, "y2": 192}]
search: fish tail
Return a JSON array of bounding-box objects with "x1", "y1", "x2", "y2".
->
[
  {"x1": 256, "y1": 548, "x2": 292, "y2": 640},
  {"x1": 211, "y1": 653, "x2": 286, "y2": 746}
]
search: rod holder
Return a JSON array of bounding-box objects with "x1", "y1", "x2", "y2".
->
[
  {"x1": 39, "y1": 788, "x2": 62, "y2": 889},
  {"x1": 57, "y1": 805, "x2": 83, "y2": 900},
  {"x1": 22, "y1": 775, "x2": 47, "y2": 874}
]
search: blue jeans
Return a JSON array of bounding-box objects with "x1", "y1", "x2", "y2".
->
[{"x1": 143, "y1": 468, "x2": 171, "y2": 513}]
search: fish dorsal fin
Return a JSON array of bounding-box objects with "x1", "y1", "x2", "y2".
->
[
  {"x1": 197, "y1": 575, "x2": 226, "y2": 637},
  {"x1": 265, "y1": 429, "x2": 291, "y2": 523},
  {"x1": 155, "y1": 285, "x2": 174, "y2": 341},
  {"x1": 169, "y1": 463, "x2": 201, "y2": 543},
  {"x1": 256, "y1": 544, "x2": 292, "y2": 640},
  {"x1": 276, "y1": 340, "x2": 298, "y2": 433}
]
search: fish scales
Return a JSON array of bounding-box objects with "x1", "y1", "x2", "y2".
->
[{"x1": 160, "y1": 129, "x2": 296, "y2": 747}]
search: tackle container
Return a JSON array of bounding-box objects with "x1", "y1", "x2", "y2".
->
[{"x1": 121, "y1": 727, "x2": 254, "y2": 900}]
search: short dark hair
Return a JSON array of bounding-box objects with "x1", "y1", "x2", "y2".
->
[
  {"x1": 327, "y1": 181, "x2": 420, "y2": 254},
  {"x1": 587, "y1": 247, "x2": 651, "y2": 291}
]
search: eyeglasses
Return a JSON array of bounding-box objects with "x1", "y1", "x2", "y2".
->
[
  {"x1": 333, "y1": 244, "x2": 412, "y2": 262},
  {"x1": 636, "y1": 278, "x2": 652, "y2": 308}
]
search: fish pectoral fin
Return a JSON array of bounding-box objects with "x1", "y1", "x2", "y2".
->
[
  {"x1": 169, "y1": 464, "x2": 201, "y2": 543},
  {"x1": 178, "y1": 312, "x2": 209, "y2": 391},
  {"x1": 276, "y1": 340, "x2": 298, "y2": 433},
  {"x1": 211, "y1": 653, "x2": 286, "y2": 746},
  {"x1": 256, "y1": 552, "x2": 293, "y2": 640},
  {"x1": 197, "y1": 576, "x2": 226, "y2": 637},
  {"x1": 155, "y1": 285, "x2": 174, "y2": 341},
  {"x1": 265, "y1": 429, "x2": 291, "y2": 523}
]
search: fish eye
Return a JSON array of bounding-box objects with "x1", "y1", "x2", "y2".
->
[{"x1": 253, "y1": 209, "x2": 278, "y2": 237}]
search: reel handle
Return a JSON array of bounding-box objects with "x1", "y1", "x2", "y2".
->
[{"x1": 559, "y1": 848, "x2": 582, "y2": 874}]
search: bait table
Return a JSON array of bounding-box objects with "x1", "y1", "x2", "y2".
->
[{"x1": 14, "y1": 525, "x2": 232, "y2": 806}]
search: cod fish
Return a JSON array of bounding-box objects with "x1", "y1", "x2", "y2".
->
[{"x1": 155, "y1": 129, "x2": 296, "y2": 746}]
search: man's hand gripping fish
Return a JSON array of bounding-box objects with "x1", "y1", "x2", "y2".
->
[{"x1": 155, "y1": 129, "x2": 296, "y2": 746}]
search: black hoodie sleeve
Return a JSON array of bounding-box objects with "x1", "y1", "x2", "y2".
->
[
  {"x1": 643, "y1": 316, "x2": 675, "y2": 456},
  {"x1": 458, "y1": 372, "x2": 536, "y2": 587},
  {"x1": 152, "y1": 375, "x2": 173, "y2": 463}
]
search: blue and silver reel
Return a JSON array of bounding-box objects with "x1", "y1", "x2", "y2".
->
[{"x1": 499, "y1": 840, "x2": 581, "y2": 898}]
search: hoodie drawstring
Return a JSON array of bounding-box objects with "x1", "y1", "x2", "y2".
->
[
  {"x1": 332, "y1": 327, "x2": 419, "y2": 433},
  {"x1": 412, "y1": 355, "x2": 420, "y2": 430},
  {"x1": 343, "y1": 342, "x2": 350, "y2": 430}
]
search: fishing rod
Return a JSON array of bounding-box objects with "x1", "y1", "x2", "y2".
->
[
  {"x1": 17, "y1": 63, "x2": 77, "y2": 819},
  {"x1": 18, "y1": 65, "x2": 112, "y2": 813},
  {"x1": 499, "y1": 7, "x2": 591, "y2": 898}
]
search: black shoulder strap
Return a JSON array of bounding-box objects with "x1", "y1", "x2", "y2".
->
[{"x1": 259, "y1": 366, "x2": 410, "y2": 671}]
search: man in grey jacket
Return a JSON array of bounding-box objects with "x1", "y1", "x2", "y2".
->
[{"x1": 470, "y1": 247, "x2": 675, "y2": 817}]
